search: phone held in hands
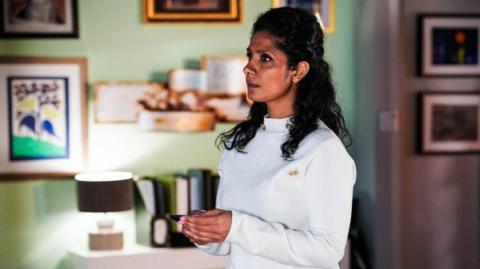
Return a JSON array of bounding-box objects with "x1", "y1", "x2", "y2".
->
[
  {"x1": 169, "y1": 214, "x2": 186, "y2": 222},
  {"x1": 169, "y1": 210, "x2": 206, "y2": 222}
]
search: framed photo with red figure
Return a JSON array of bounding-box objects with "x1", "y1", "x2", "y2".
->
[
  {"x1": 0, "y1": 57, "x2": 87, "y2": 180},
  {"x1": 417, "y1": 14, "x2": 480, "y2": 77}
]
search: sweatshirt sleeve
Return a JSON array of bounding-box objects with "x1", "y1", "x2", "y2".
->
[
  {"x1": 195, "y1": 240, "x2": 231, "y2": 256},
  {"x1": 195, "y1": 150, "x2": 232, "y2": 256},
  {"x1": 224, "y1": 139, "x2": 356, "y2": 268}
]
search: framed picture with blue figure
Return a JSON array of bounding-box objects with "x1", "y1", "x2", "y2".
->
[
  {"x1": 8, "y1": 76, "x2": 69, "y2": 160},
  {"x1": 417, "y1": 14, "x2": 480, "y2": 77},
  {"x1": 0, "y1": 57, "x2": 87, "y2": 180}
]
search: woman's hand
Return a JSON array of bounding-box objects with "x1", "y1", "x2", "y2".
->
[{"x1": 180, "y1": 209, "x2": 232, "y2": 245}]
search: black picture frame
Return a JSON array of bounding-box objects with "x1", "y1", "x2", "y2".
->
[
  {"x1": 417, "y1": 91, "x2": 480, "y2": 154},
  {"x1": 416, "y1": 14, "x2": 480, "y2": 77},
  {"x1": 0, "y1": 0, "x2": 79, "y2": 38}
]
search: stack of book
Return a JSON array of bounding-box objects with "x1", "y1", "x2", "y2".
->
[{"x1": 134, "y1": 169, "x2": 220, "y2": 247}]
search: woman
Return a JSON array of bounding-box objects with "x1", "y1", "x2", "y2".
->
[{"x1": 180, "y1": 7, "x2": 356, "y2": 269}]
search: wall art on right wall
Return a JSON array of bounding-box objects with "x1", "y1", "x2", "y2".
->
[
  {"x1": 417, "y1": 14, "x2": 480, "y2": 77},
  {"x1": 417, "y1": 91, "x2": 480, "y2": 154}
]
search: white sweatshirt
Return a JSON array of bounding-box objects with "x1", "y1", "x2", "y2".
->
[{"x1": 197, "y1": 116, "x2": 356, "y2": 269}]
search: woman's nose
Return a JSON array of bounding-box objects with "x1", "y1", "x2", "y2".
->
[{"x1": 243, "y1": 61, "x2": 256, "y2": 77}]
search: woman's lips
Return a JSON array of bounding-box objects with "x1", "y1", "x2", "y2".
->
[{"x1": 247, "y1": 82, "x2": 260, "y2": 89}]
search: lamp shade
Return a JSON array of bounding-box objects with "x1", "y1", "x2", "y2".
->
[{"x1": 75, "y1": 171, "x2": 133, "y2": 212}]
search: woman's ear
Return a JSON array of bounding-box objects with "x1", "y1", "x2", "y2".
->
[{"x1": 291, "y1": 61, "x2": 310, "y2": 83}]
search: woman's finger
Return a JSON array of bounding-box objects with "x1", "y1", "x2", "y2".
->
[
  {"x1": 184, "y1": 214, "x2": 221, "y2": 226},
  {"x1": 183, "y1": 228, "x2": 218, "y2": 244},
  {"x1": 185, "y1": 222, "x2": 222, "y2": 235},
  {"x1": 201, "y1": 209, "x2": 223, "y2": 216},
  {"x1": 190, "y1": 210, "x2": 206, "y2": 216},
  {"x1": 185, "y1": 226, "x2": 222, "y2": 241}
]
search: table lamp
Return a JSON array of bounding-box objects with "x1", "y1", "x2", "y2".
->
[{"x1": 75, "y1": 171, "x2": 133, "y2": 251}]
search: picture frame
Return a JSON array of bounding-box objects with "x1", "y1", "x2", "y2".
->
[
  {"x1": 94, "y1": 81, "x2": 165, "y2": 123},
  {"x1": 272, "y1": 0, "x2": 335, "y2": 34},
  {"x1": 200, "y1": 55, "x2": 247, "y2": 96},
  {"x1": 168, "y1": 69, "x2": 207, "y2": 92},
  {"x1": 417, "y1": 14, "x2": 480, "y2": 77},
  {"x1": 144, "y1": 0, "x2": 242, "y2": 23},
  {"x1": 0, "y1": 0, "x2": 79, "y2": 38},
  {"x1": 0, "y1": 57, "x2": 87, "y2": 180},
  {"x1": 417, "y1": 91, "x2": 480, "y2": 154}
]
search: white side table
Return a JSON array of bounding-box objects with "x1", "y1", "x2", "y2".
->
[{"x1": 68, "y1": 245, "x2": 228, "y2": 269}]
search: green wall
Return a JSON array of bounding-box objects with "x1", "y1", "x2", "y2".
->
[{"x1": 0, "y1": 1, "x2": 356, "y2": 268}]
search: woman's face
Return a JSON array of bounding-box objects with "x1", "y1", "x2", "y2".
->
[{"x1": 244, "y1": 31, "x2": 297, "y2": 111}]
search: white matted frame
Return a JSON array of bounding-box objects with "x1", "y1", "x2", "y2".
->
[
  {"x1": 417, "y1": 14, "x2": 480, "y2": 77},
  {"x1": 200, "y1": 55, "x2": 247, "y2": 96},
  {"x1": 168, "y1": 69, "x2": 207, "y2": 92},
  {"x1": 418, "y1": 91, "x2": 480, "y2": 154},
  {"x1": 0, "y1": 57, "x2": 87, "y2": 180},
  {"x1": 272, "y1": 0, "x2": 335, "y2": 34},
  {"x1": 94, "y1": 81, "x2": 164, "y2": 123}
]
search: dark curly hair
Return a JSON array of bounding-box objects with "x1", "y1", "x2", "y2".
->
[{"x1": 216, "y1": 7, "x2": 351, "y2": 160}]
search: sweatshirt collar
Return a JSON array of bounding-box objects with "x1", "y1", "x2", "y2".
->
[{"x1": 262, "y1": 115, "x2": 292, "y2": 133}]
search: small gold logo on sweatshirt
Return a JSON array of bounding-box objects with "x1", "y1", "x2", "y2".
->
[{"x1": 288, "y1": 169, "x2": 299, "y2": 176}]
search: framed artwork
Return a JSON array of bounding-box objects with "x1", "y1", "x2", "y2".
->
[
  {"x1": 0, "y1": 0, "x2": 79, "y2": 38},
  {"x1": 0, "y1": 57, "x2": 87, "y2": 180},
  {"x1": 168, "y1": 69, "x2": 207, "y2": 91},
  {"x1": 200, "y1": 55, "x2": 247, "y2": 96},
  {"x1": 272, "y1": 0, "x2": 335, "y2": 34},
  {"x1": 94, "y1": 81, "x2": 165, "y2": 123},
  {"x1": 417, "y1": 92, "x2": 480, "y2": 154},
  {"x1": 417, "y1": 14, "x2": 480, "y2": 77},
  {"x1": 144, "y1": 0, "x2": 242, "y2": 23}
]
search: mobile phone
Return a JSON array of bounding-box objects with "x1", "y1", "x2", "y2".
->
[{"x1": 169, "y1": 214, "x2": 186, "y2": 222}]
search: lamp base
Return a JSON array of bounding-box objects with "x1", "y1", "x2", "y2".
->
[{"x1": 89, "y1": 231, "x2": 123, "y2": 251}]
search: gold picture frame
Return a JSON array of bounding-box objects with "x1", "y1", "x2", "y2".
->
[
  {"x1": 272, "y1": 0, "x2": 335, "y2": 34},
  {"x1": 144, "y1": 0, "x2": 242, "y2": 23}
]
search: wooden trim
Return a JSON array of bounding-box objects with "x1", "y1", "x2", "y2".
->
[{"x1": 144, "y1": 0, "x2": 242, "y2": 23}]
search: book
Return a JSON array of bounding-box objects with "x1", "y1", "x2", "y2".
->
[
  {"x1": 204, "y1": 172, "x2": 215, "y2": 210},
  {"x1": 135, "y1": 178, "x2": 156, "y2": 215},
  {"x1": 212, "y1": 173, "x2": 220, "y2": 207},
  {"x1": 188, "y1": 169, "x2": 206, "y2": 211},
  {"x1": 156, "y1": 175, "x2": 189, "y2": 232},
  {"x1": 134, "y1": 180, "x2": 152, "y2": 247},
  {"x1": 153, "y1": 180, "x2": 166, "y2": 216},
  {"x1": 188, "y1": 169, "x2": 217, "y2": 211}
]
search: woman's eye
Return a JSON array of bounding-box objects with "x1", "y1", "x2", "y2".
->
[
  {"x1": 246, "y1": 52, "x2": 252, "y2": 59},
  {"x1": 260, "y1": 54, "x2": 272, "y2": 62}
]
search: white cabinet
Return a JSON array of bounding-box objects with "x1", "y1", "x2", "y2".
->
[{"x1": 68, "y1": 245, "x2": 228, "y2": 269}]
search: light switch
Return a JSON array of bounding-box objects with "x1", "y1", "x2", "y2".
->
[{"x1": 378, "y1": 110, "x2": 399, "y2": 132}]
